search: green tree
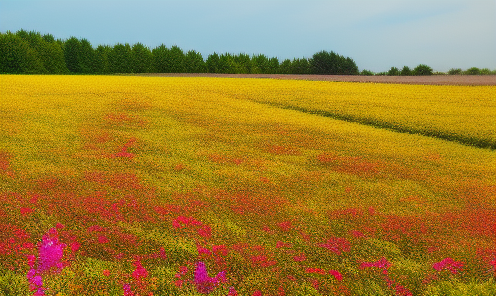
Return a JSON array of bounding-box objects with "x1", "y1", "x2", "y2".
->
[
  {"x1": 109, "y1": 43, "x2": 132, "y2": 73},
  {"x1": 279, "y1": 59, "x2": 292, "y2": 74},
  {"x1": 63, "y1": 37, "x2": 81, "y2": 73},
  {"x1": 233, "y1": 53, "x2": 252, "y2": 74},
  {"x1": 0, "y1": 31, "x2": 44, "y2": 73},
  {"x1": 152, "y1": 44, "x2": 171, "y2": 73},
  {"x1": 342, "y1": 57, "x2": 359, "y2": 75},
  {"x1": 465, "y1": 67, "x2": 480, "y2": 75},
  {"x1": 290, "y1": 58, "x2": 311, "y2": 74},
  {"x1": 206, "y1": 52, "x2": 220, "y2": 73},
  {"x1": 184, "y1": 50, "x2": 205, "y2": 73},
  {"x1": 360, "y1": 69, "x2": 374, "y2": 76},
  {"x1": 95, "y1": 45, "x2": 112, "y2": 74},
  {"x1": 79, "y1": 38, "x2": 97, "y2": 73},
  {"x1": 400, "y1": 66, "x2": 412, "y2": 76},
  {"x1": 448, "y1": 68, "x2": 462, "y2": 75},
  {"x1": 480, "y1": 68, "x2": 491, "y2": 75},
  {"x1": 252, "y1": 54, "x2": 269, "y2": 74},
  {"x1": 413, "y1": 64, "x2": 433, "y2": 76},
  {"x1": 131, "y1": 43, "x2": 153, "y2": 73},
  {"x1": 219, "y1": 53, "x2": 235, "y2": 74},
  {"x1": 387, "y1": 67, "x2": 400, "y2": 76},
  {"x1": 268, "y1": 57, "x2": 279, "y2": 74},
  {"x1": 169, "y1": 45, "x2": 185, "y2": 73}
]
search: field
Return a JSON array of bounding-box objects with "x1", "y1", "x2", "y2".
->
[{"x1": 0, "y1": 75, "x2": 495, "y2": 296}]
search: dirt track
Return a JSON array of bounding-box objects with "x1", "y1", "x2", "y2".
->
[{"x1": 129, "y1": 73, "x2": 496, "y2": 86}]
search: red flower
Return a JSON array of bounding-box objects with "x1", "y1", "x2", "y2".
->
[
  {"x1": 98, "y1": 235, "x2": 109, "y2": 244},
  {"x1": 329, "y1": 269, "x2": 343, "y2": 281},
  {"x1": 132, "y1": 259, "x2": 148, "y2": 281},
  {"x1": 432, "y1": 257, "x2": 463, "y2": 274},
  {"x1": 305, "y1": 267, "x2": 327, "y2": 275}
]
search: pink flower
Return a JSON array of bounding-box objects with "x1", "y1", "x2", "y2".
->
[
  {"x1": 228, "y1": 286, "x2": 238, "y2": 295},
  {"x1": 98, "y1": 235, "x2": 109, "y2": 244},
  {"x1": 132, "y1": 259, "x2": 148, "y2": 281},
  {"x1": 252, "y1": 290, "x2": 262, "y2": 296},
  {"x1": 360, "y1": 257, "x2": 392, "y2": 274},
  {"x1": 213, "y1": 245, "x2": 229, "y2": 256},
  {"x1": 433, "y1": 257, "x2": 464, "y2": 274},
  {"x1": 318, "y1": 237, "x2": 351, "y2": 255},
  {"x1": 37, "y1": 228, "x2": 66, "y2": 273},
  {"x1": 293, "y1": 253, "x2": 306, "y2": 262},
  {"x1": 329, "y1": 269, "x2": 343, "y2": 281},
  {"x1": 305, "y1": 267, "x2": 327, "y2": 275},
  {"x1": 194, "y1": 261, "x2": 226, "y2": 294},
  {"x1": 123, "y1": 283, "x2": 133, "y2": 296}
]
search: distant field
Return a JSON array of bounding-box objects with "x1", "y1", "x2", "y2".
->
[
  {"x1": 130, "y1": 73, "x2": 496, "y2": 86},
  {"x1": 0, "y1": 75, "x2": 494, "y2": 295}
]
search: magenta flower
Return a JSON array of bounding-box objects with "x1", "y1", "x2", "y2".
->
[
  {"x1": 433, "y1": 257, "x2": 464, "y2": 274},
  {"x1": 360, "y1": 257, "x2": 392, "y2": 274},
  {"x1": 194, "y1": 261, "x2": 226, "y2": 294},
  {"x1": 37, "y1": 228, "x2": 66, "y2": 273},
  {"x1": 132, "y1": 259, "x2": 148, "y2": 281}
]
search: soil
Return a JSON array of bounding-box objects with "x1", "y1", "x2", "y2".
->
[{"x1": 128, "y1": 73, "x2": 496, "y2": 86}]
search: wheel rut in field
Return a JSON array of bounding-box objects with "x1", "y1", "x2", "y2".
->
[{"x1": 260, "y1": 101, "x2": 496, "y2": 150}]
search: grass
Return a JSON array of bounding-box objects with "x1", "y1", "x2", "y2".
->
[{"x1": 0, "y1": 75, "x2": 494, "y2": 295}]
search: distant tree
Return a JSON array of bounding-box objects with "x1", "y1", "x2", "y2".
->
[
  {"x1": 290, "y1": 58, "x2": 311, "y2": 74},
  {"x1": 360, "y1": 69, "x2": 374, "y2": 76},
  {"x1": 109, "y1": 43, "x2": 132, "y2": 73},
  {"x1": 0, "y1": 32, "x2": 44, "y2": 73},
  {"x1": 252, "y1": 54, "x2": 269, "y2": 74},
  {"x1": 268, "y1": 57, "x2": 279, "y2": 74},
  {"x1": 342, "y1": 57, "x2": 359, "y2": 75},
  {"x1": 413, "y1": 64, "x2": 433, "y2": 76},
  {"x1": 152, "y1": 44, "x2": 170, "y2": 73},
  {"x1": 233, "y1": 53, "x2": 252, "y2": 74},
  {"x1": 95, "y1": 45, "x2": 111, "y2": 74},
  {"x1": 480, "y1": 68, "x2": 491, "y2": 75},
  {"x1": 63, "y1": 37, "x2": 81, "y2": 73},
  {"x1": 448, "y1": 68, "x2": 462, "y2": 75},
  {"x1": 131, "y1": 43, "x2": 153, "y2": 73},
  {"x1": 169, "y1": 45, "x2": 185, "y2": 73},
  {"x1": 79, "y1": 38, "x2": 97, "y2": 73},
  {"x1": 279, "y1": 59, "x2": 292, "y2": 74},
  {"x1": 206, "y1": 52, "x2": 220, "y2": 73},
  {"x1": 184, "y1": 50, "x2": 205, "y2": 73},
  {"x1": 310, "y1": 50, "x2": 357, "y2": 75},
  {"x1": 218, "y1": 53, "x2": 235, "y2": 74},
  {"x1": 464, "y1": 67, "x2": 480, "y2": 75},
  {"x1": 387, "y1": 67, "x2": 400, "y2": 76},
  {"x1": 400, "y1": 66, "x2": 412, "y2": 76}
]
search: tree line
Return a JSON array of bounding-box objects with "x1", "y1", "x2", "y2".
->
[
  {"x1": 2, "y1": 30, "x2": 493, "y2": 76},
  {"x1": 0, "y1": 29, "x2": 359, "y2": 75}
]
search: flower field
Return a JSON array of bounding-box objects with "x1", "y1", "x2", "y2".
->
[{"x1": 0, "y1": 75, "x2": 494, "y2": 295}]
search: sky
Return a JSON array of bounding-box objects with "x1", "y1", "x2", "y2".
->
[{"x1": 1, "y1": 0, "x2": 495, "y2": 72}]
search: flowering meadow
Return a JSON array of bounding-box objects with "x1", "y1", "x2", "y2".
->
[{"x1": 0, "y1": 75, "x2": 494, "y2": 295}]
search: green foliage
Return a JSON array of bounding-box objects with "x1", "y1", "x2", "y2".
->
[
  {"x1": 424, "y1": 278, "x2": 496, "y2": 296},
  {"x1": 279, "y1": 59, "x2": 292, "y2": 74},
  {"x1": 310, "y1": 50, "x2": 359, "y2": 75},
  {"x1": 387, "y1": 66, "x2": 400, "y2": 76},
  {"x1": 448, "y1": 68, "x2": 462, "y2": 75},
  {"x1": 184, "y1": 50, "x2": 206, "y2": 73},
  {"x1": 169, "y1": 45, "x2": 186, "y2": 73},
  {"x1": 464, "y1": 67, "x2": 481, "y2": 75},
  {"x1": 400, "y1": 66, "x2": 412, "y2": 76},
  {"x1": 131, "y1": 43, "x2": 153, "y2": 73},
  {"x1": 360, "y1": 69, "x2": 374, "y2": 76},
  {"x1": 413, "y1": 64, "x2": 433, "y2": 76},
  {"x1": 152, "y1": 44, "x2": 170, "y2": 73},
  {"x1": 0, "y1": 31, "x2": 44, "y2": 73},
  {"x1": 479, "y1": 68, "x2": 492, "y2": 75},
  {"x1": 109, "y1": 43, "x2": 132, "y2": 73},
  {"x1": 206, "y1": 52, "x2": 220, "y2": 73}
]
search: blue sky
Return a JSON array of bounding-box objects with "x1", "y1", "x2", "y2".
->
[{"x1": 1, "y1": 0, "x2": 495, "y2": 72}]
